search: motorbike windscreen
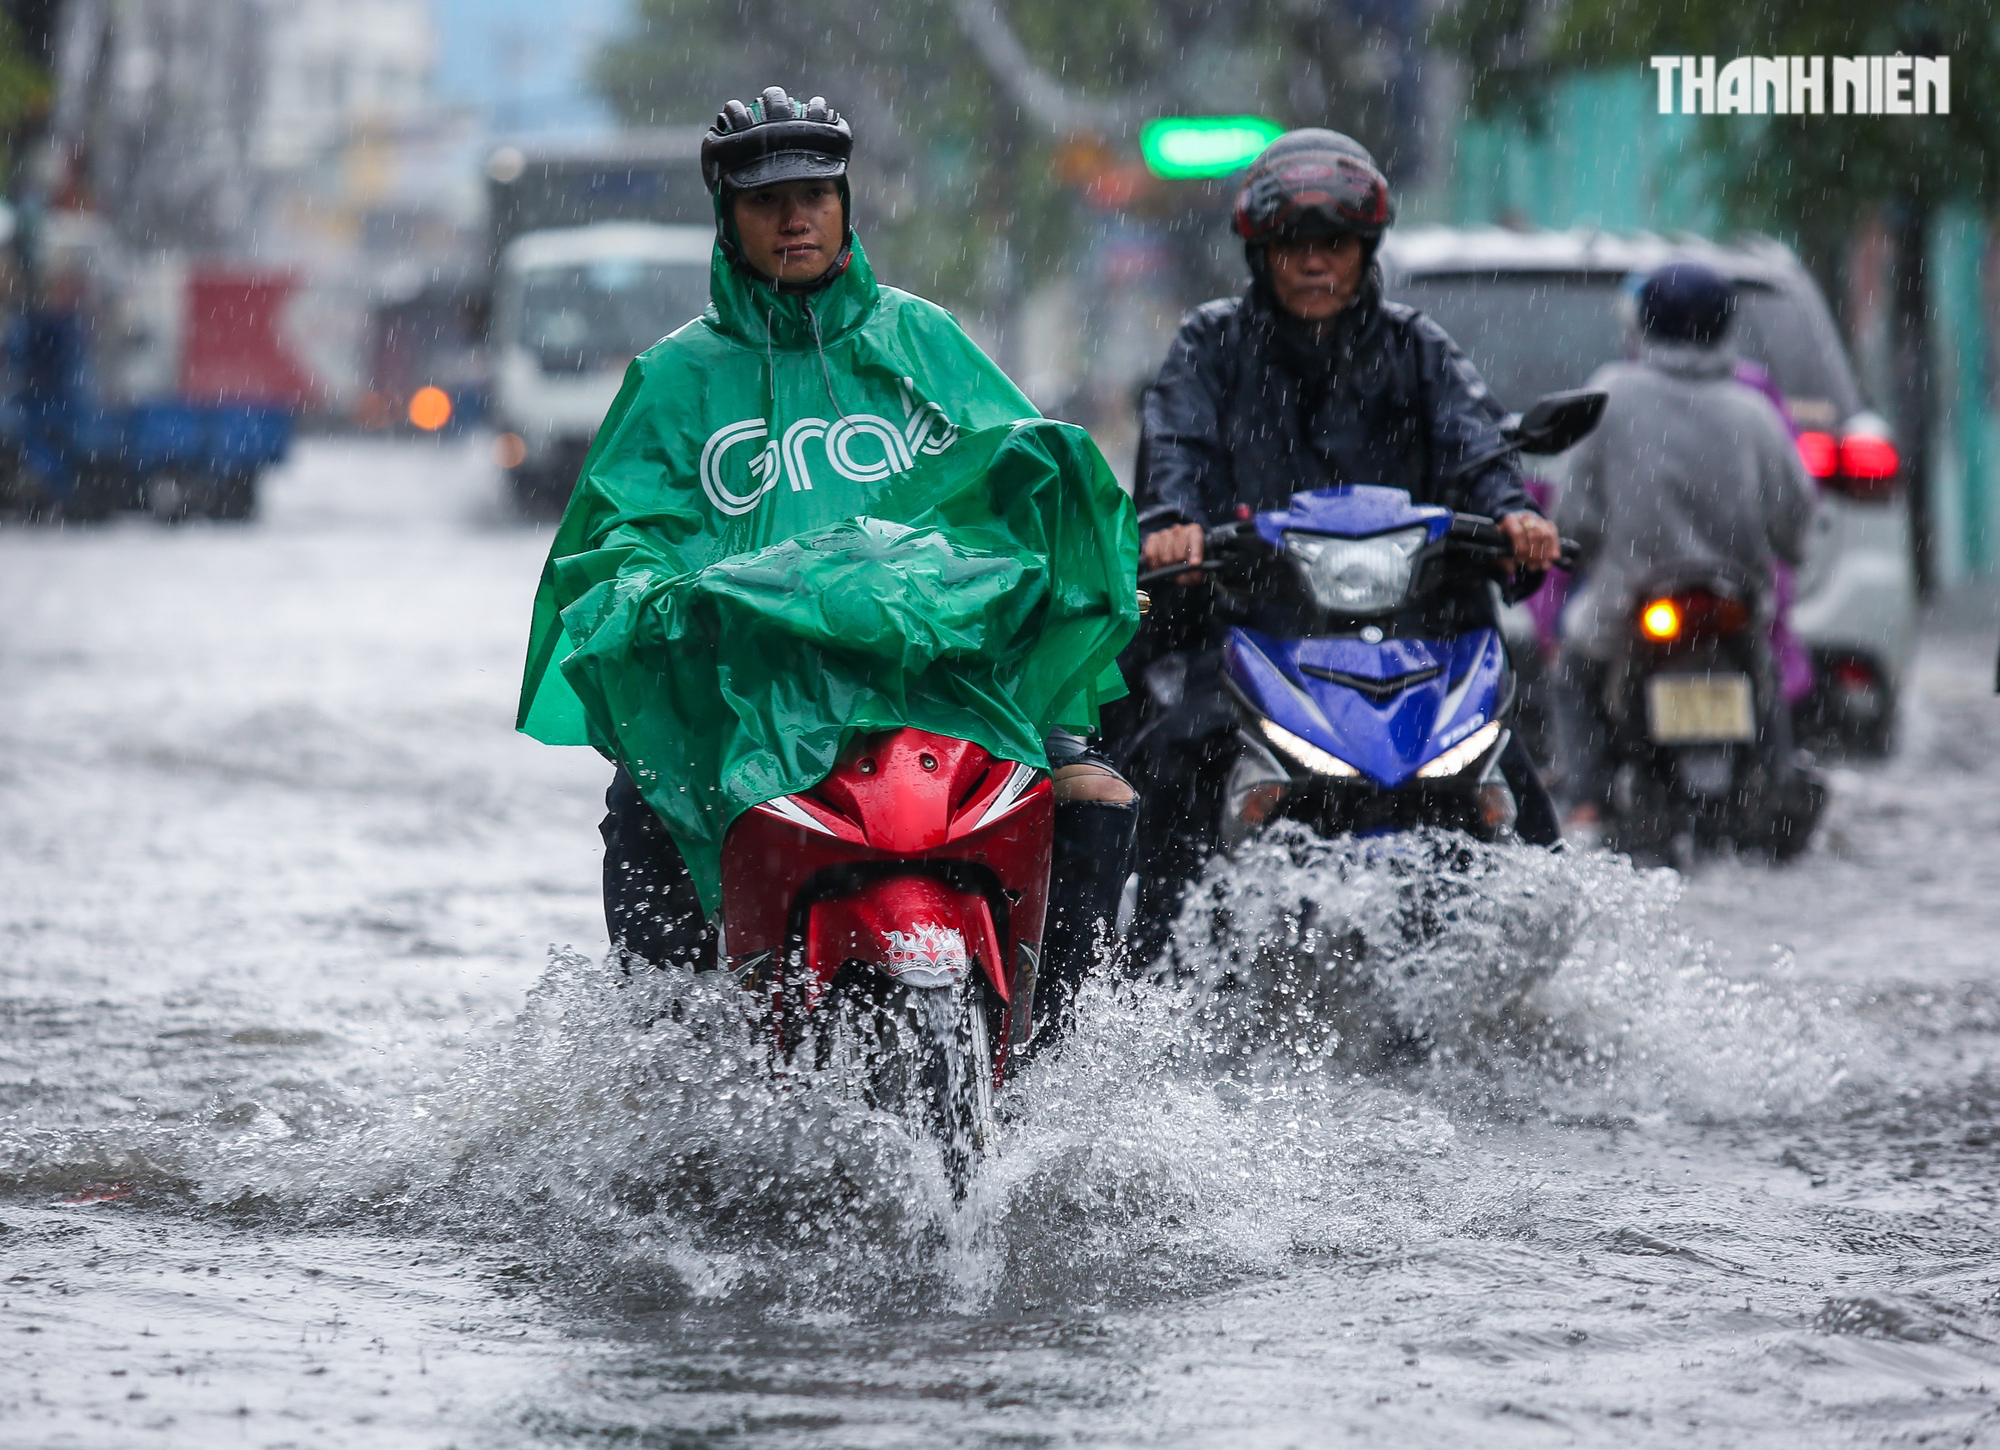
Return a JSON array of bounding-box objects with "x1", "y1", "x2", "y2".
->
[
  {"x1": 511, "y1": 258, "x2": 708, "y2": 374},
  {"x1": 1283, "y1": 527, "x2": 1427, "y2": 615}
]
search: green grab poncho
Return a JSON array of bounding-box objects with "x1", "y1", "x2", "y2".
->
[{"x1": 517, "y1": 238, "x2": 1138, "y2": 910}]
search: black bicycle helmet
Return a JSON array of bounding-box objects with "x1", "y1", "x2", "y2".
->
[
  {"x1": 702, "y1": 87, "x2": 855, "y2": 289},
  {"x1": 1233, "y1": 129, "x2": 1394, "y2": 249},
  {"x1": 701, "y1": 87, "x2": 851, "y2": 195}
]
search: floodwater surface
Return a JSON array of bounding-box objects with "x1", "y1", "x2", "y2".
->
[{"x1": 4, "y1": 440, "x2": 2000, "y2": 1448}]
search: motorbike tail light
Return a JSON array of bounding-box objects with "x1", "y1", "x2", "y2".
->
[
  {"x1": 1700, "y1": 594, "x2": 1750, "y2": 636},
  {"x1": 1832, "y1": 657, "x2": 1877, "y2": 691},
  {"x1": 1795, "y1": 431, "x2": 1837, "y2": 479},
  {"x1": 1828, "y1": 433, "x2": 1899, "y2": 500},
  {"x1": 1638, "y1": 591, "x2": 1747, "y2": 644}
]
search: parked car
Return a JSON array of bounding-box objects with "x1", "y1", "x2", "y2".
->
[{"x1": 1379, "y1": 227, "x2": 1914, "y2": 756}]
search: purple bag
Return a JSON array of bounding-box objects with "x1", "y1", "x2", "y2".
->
[{"x1": 1733, "y1": 361, "x2": 1815, "y2": 706}]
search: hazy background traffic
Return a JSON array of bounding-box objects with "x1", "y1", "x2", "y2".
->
[{"x1": 0, "y1": 0, "x2": 1992, "y2": 589}]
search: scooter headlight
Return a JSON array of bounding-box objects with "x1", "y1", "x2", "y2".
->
[
  {"x1": 1416, "y1": 720, "x2": 1504, "y2": 779},
  {"x1": 1259, "y1": 718, "x2": 1361, "y2": 778},
  {"x1": 1283, "y1": 527, "x2": 1427, "y2": 616}
]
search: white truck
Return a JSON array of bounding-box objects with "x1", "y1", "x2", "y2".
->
[
  {"x1": 482, "y1": 132, "x2": 712, "y2": 516},
  {"x1": 489, "y1": 221, "x2": 712, "y2": 517}
]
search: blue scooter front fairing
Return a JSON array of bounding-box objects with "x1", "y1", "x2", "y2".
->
[
  {"x1": 1227, "y1": 627, "x2": 1508, "y2": 786},
  {"x1": 1211, "y1": 484, "x2": 1522, "y2": 843}
]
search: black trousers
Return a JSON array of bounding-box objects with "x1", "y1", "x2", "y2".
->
[{"x1": 600, "y1": 765, "x2": 717, "y2": 972}]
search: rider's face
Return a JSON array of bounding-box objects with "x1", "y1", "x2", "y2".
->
[
  {"x1": 1266, "y1": 235, "x2": 1367, "y2": 324},
  {"x1": 731, "y1": 180, "x2": 844, "y2": 284}
]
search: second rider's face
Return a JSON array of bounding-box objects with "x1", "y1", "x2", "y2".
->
[
  {"x1": 732, "y1": 179, "x2": 843, "y2": 284},
  {"x1": 1266, "y1": 235, "x2": 1367, "y2": 324}
]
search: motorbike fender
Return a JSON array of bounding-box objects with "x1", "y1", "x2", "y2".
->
[{"x1": 805, "y1": 874, "x2": 1009, "y2": 1004}]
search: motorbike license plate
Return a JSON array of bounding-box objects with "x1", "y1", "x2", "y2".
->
[{"x1": 1646, "y1": 673, "x2": 1755, "y2": 743}]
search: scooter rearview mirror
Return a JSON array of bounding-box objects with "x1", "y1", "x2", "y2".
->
[{"x1": 1511, "y1": 389, "x2": 1606, "y2": 455}]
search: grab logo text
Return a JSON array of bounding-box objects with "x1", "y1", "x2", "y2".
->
[
  {"x1": 1648, "y1": 56, "x2": 1949, "y2": 115},
  {"x1": 699, "y1": 378, "x2": 960, "y2": 517}
]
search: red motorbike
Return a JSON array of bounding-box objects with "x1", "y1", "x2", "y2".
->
[{"x1": 718, "y1": 727, "x2": 1054, "y2": 1193}]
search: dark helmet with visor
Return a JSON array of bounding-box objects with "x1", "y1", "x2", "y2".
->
[
  {"x1": 1233, "y1": 129, "x2": 1394, "y2": 251},
  {"x1": 702, "y1": 87, "x2": 855, "y2": 288}
]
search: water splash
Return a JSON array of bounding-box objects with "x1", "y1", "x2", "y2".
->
[
  {"x1": 13, "y1": 826, "x2": 1874, "y2": 1317},
  {"x1": 1160, "y1": 824, "x2": 1865, "y2": 1119},
  {"x1": 169, "y1": 934, "x2": 1506, "y2": 1316}
]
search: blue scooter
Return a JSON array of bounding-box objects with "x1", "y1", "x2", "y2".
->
[{"x1": 1132, "y1": 390, "x2": 1602, "y2": 872}]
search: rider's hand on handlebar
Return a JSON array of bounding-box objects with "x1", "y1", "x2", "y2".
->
[
  {"x1": 1140, "y1": 523, "x2": 1206, "y2": 585},
  {"x1": 1499, "y1": 511, "x2": 1561, "y2": 572}
]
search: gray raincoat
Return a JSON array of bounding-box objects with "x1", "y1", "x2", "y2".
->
[{"x1": 1556, "y1": 339, "x2": 1815, "y2": 660}]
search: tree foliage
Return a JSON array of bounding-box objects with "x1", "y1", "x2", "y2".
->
[
  {"x1": 0, "y1": 11, "x2": 47, "y2": 182},
  {"x1": 1439, "y1": 0, "x2": 2000, "y2": 231}
]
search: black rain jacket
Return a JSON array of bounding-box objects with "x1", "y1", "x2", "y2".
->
[{"x1": 1135, "y1": 273, "x2": 1534, "y2": 528}]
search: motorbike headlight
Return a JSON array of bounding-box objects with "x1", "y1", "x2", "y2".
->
[
  {"x1": 1416, "y1": 720, "x2": 1504, "y2": 779},
  {"x1": 1283, "y1": 527, "x2": 1427, "y2": 616},
  {"x1": 1259, "y1": 718, "x2": 1360, "y2": 778}
]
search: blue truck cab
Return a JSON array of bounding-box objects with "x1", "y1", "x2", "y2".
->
[{"x1": 3, "y1": 304, "x2": 292, "y2": 522}]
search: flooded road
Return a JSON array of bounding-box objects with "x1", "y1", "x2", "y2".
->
[{"x1": 5, "y1": 438, "x2": 2000, "y2": 1448}]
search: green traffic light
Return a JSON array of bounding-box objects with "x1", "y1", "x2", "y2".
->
[{"x1": 1139, "y1": 117, "x2": 1283, "y2": 179}]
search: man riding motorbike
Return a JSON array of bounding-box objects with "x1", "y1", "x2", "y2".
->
[
  {"x1": 1115, "y1": 128, "x2": 1565, "y2": 959},
  {"x1": 516, "y1": 88, "x2": 1139, "y2": 1046},
  {"x1": 1552, "y1": 260, "x2": 1816, "y2": 830}
]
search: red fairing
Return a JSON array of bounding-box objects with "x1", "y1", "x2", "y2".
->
[
  {"x1": 806, "y1": 875, "x2": 1006, "y2": 1001},
  {"x1": 718, "y1": 728, "x2": 1054, "y2": 1050}
]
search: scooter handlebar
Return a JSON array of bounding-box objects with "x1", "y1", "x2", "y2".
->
[
  {"x1": 1136, "y1": 515, "x2": 1579, "y2": 587},
  {"x1": 1135, "y1": 559, "x2": 1225, "y2": 588},
  {"x1": 1134, "y1": 519, "x2": 1269, "y2": 588},
  {"x1": 1449, "y1": 512, "x2": 1582, "y2": 572}
]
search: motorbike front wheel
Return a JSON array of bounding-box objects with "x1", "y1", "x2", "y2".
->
[{"x1": 817, "y1": 971, "x2": 997, "y2": 1200}]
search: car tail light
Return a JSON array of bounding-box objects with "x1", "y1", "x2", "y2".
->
[
  {"x1": 1840, "y1": 434, "x2": 1898, "y2": 478},
  {"x1": 1825, "y1": 432, "x2": 1900, "y2": 500},
  {"x1": 1824, "y1": 654, "x2": 1887, "y2": 719},
  {"x1": 1795, "y1": 430, "x2": 1837, "y2": 479}
]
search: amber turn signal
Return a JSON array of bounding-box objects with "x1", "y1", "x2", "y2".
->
[{"x1": 1640, "y1": 598, "x2": 1683, "y2": 641}]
